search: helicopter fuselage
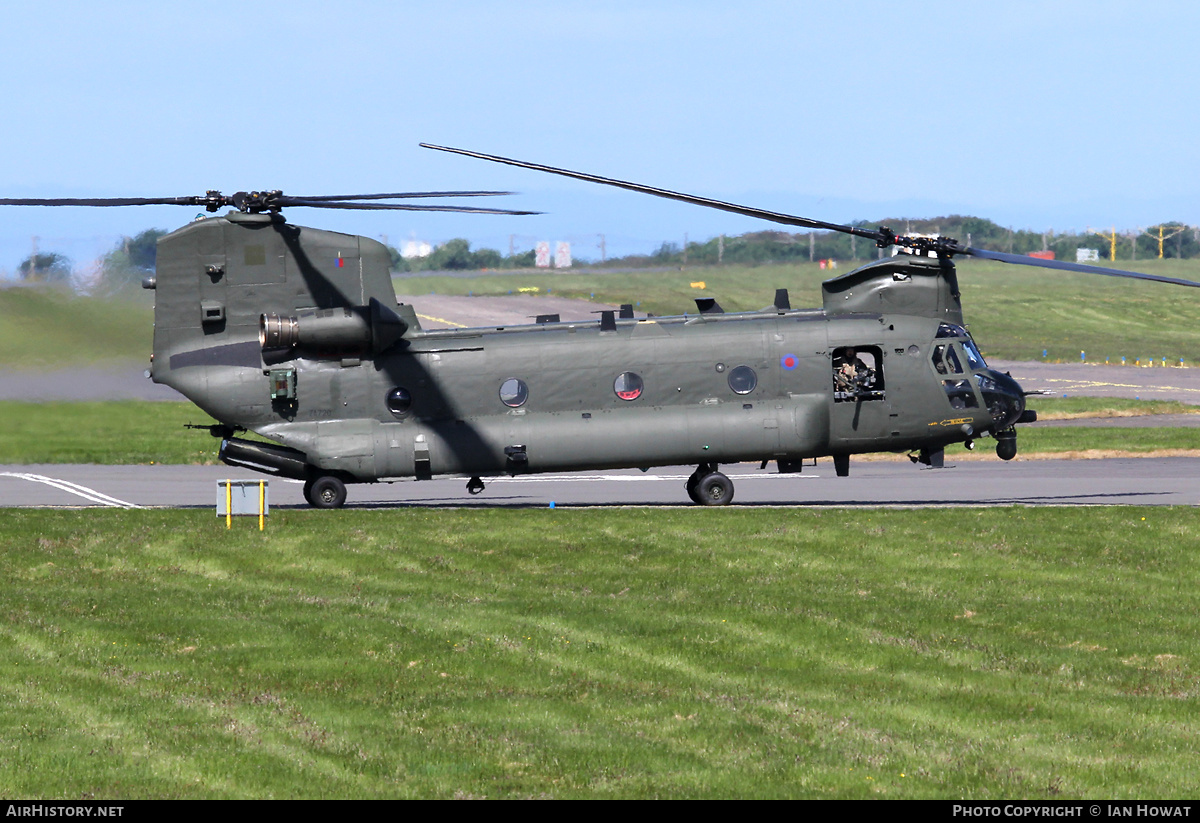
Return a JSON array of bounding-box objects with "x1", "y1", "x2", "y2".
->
[{"x1": 147, "y1": 211, "x2": 1027, "y2": 506}]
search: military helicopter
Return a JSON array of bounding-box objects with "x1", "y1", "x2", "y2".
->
[{"x1": 7, "y1": 156, "x2": 1198, "y2": 508}]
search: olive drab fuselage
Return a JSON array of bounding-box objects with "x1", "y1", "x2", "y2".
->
[{"x1": 147, "y1": 211, "x2": 1028, "y2": 504}]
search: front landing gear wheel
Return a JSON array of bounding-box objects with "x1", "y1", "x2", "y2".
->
[
  {"x1": 995, "y1": 429, "x2": 1018, "y2": 461},
  {"x1": 694, "y1": 472, "x2": 734, "y2": 506},
  {"x1": 306, "y1": 475, "x2": 347, "y2": 509}
]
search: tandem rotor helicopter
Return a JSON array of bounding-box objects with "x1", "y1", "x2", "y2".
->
[{"x1": 6, "y1": 147, "x2": 1199, "y2": 508}]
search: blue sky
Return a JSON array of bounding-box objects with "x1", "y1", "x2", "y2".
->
[{"x1": 0, "y1": 0, "x2": 1196, "y2": 275}]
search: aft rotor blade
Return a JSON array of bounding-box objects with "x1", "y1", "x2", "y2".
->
[
  {"x1": 0, "y1": 196, "x2": 212, "y2": 207},
  {"x1": 284, "y1": 191, "x2": 517, "y2": 202},
  {"x1": 421, "y1": 143, "x2": 880, "y2": 240},
  {"x1": 277, "y1": 199, "x2": 540, "y2": 215},
  {"x1": 964, "y1": 246, "x2": 1200, "y2": 288}
]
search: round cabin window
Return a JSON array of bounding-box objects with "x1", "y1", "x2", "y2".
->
[
  {"x1": 499, "y1": 377, "x2": 529, "y2": 408},
  {"x1": 728, "y1": 365, "x2": 757, "y2": 395},
  {"x1": 386, "y1": 387, "x2": 412, "y2": 417},
  {"x1": 613, "y1": 372, "x2": 644, "y2": 401}
]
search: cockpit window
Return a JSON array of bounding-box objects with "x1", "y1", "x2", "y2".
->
[
  {"x1": 961, "y1": 339, "x2": 986, "y2": 370},
  {"x1": 936, "y1": 322, "x2": 969, "y2": 339},
  {"x1": 943, "y1": 379, "x2": 979, "y2": 409},
  {"x1": 932, "y1": 344, "x2": 963, "y2": 375}
]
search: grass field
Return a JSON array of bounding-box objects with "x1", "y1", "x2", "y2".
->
[
  {"x1": 0, "y1": 401, "x2": 222, "y2": 465},
  {"x1": 397, "y1": 257, "x2": 1200, "y2": 364},
  {"x1": 1, "y1": 399, "x2": 1198, "y2": 466},
  {"x1": 5, "y1": 275, "x2": 1199, "y2": 799},
  {"x1": 1, "y1": 507, "x2": 1198, "y2": 799},
  {"x1": 5, "y1": 258, "x2": 1200, "y2": 372},
  {"x1": 0, "y1": 286, "x2": 153, "y2": 369}
]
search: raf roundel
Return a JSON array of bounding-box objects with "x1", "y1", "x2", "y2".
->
[{"x1": 781, "y1": 354, "x2": 799, "y2": 371}]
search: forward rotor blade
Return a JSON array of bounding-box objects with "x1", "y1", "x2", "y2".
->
[
  {"x1": 964, "y1": 247, "x2": 1200, "y2": 288},
  {"x1": 421, "y1": 143, "x2": 880, "y2": 240},
  {"x1": 284, "y1": 191, "x2": 516, "y2": 202},
  {"x1": 277, "y1": 199, "x2": 540, "y2": 215}
]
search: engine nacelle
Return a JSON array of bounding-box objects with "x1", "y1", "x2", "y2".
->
[{"x1": 260, "y1": 297, "x2": 407, "y2": 356}]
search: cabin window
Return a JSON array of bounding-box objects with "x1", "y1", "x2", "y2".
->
[
  {"x1": 386, "y1": 387, "x2": 413, "y2": 417},
  {"x1": 727, "y1": 365, "x2": 758, "y2": 395},
  {"x1": 943, "y1": 378, "x2": 979, "y2": 409},
  {"x1": 832, "y1": 346, "x2": 884, "y2": 401},
  {"x1": 499, "y1": 378, "x2": 529, "y2": 408},
  {"x1": 614, "y1": 372, "x2": 643, "y2": 401}
]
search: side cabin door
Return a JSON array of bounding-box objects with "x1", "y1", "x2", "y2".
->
[{"x1": 827, "y1": 326, "x2": 891, "y2": 446}]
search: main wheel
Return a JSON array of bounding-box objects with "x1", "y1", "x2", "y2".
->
[
  {"x1": 694, "y1": 472, "x2": 734, "y2": 506},
  {"x1": 685, "y1": 463, "x2": 717, "y2": 504},
  {"x1": 306, "y1": 475, "x2": 347, "y2": 509},
  {"x1": 996, "y1": 437, "x2": 1018, "y2": 461}
]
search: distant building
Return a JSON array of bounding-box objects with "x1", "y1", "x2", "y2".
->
[
  {"x1": 1076, "y1": 248, "x2": 1099, "y2": 263},
  {"x1": 402, "y1": 240, "x2": 432, "y2": 259},
  {"x1": 554, "y1": 241, "x2": 572, "y2": 268}
]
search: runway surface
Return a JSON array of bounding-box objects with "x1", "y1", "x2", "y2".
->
[
  {"x1": 3, "y1": 458, "x2": 1197, "y2": 509},
  {"x1": 990, "y1": 359, "x2": 1200, "y2": 403}
]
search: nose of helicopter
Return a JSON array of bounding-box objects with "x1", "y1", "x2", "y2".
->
[{"x1": 977, "y1": 368, "x2": 1026, "y2": 432}]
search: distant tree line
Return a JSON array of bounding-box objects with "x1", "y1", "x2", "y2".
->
[
  {"x1": 94, "y1": 228, "x2": 169, "y2": 291},
  {"x1": 602, "y1": 217, "x2": 1200, "y2": 268},
  {"x1": 17, "y1": 252, "x2": 73, "y2": 284},
  {"x1": 14, "y1": 217, "x2": 1200, "y2": 287},
  {"x1": 386, "y1": 238, "x2": 536, "y2": 272}
]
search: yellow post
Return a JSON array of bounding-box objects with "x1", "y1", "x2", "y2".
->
[
  {"x1": 226, "y1": 480, "x2": 232, "y2": 529},
  {"x1": 259, "y1": 480, "x2": 265, "y2": 531}
]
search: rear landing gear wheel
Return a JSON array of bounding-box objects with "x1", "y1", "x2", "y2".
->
[
  {"x1": 694, "y1": 472, "x2": 734, "y2": 506},
  {"x1": 685, "y1": 463, "x2": 716, "y2": 505},
  {"x1": 306, "y1": 475, "x2": 347, "y2": 509}
]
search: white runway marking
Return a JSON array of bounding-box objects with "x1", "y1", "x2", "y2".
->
[{"x1": 0, "y1": 472, "x2": 142, "y2": 509}]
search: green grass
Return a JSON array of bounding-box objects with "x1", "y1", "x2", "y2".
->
[
  {"x1": 1, "y1": 507, "x2": 1199, "y2": 798},
  {"x1": 396, "y1": 257, "x2": 1200, "y2": 364},
  {"x1": 3, "y1": 400, "x2": 1197, "y2": 466},
  {"x1": 0, "y1": 401, "x2": 220, "y2": 464},
  {"x1": 5, "y1": 259, "x2": 1200, "y2": 372},
  {"x1": 1029, "y1": 396, "x2": 1199, "y2": 419},
  {"x1": 0, "y1": 286, "x2": 153, "y2": 368},
  {"x1": 973, "y1": 427, "x2": 1200, "y2": 456}
]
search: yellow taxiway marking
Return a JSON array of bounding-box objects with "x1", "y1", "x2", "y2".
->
[
  {"x1": 416, "y1": 313, "x2": 468, "y2": 328},
  {"x1": 1031, "y1": 376, "x2": 1200, "y2": 395}
]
